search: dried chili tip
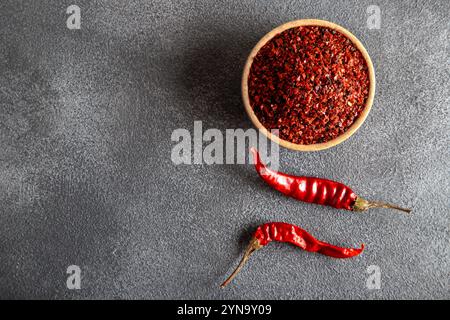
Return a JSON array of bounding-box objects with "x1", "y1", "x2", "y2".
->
[
  {"x1": 352, "y1": 197, "x2": 412, "y2": 214},
  {"x1": 220, "y1": 222, "x2": 364, "y2": 288},
  {"x1": 249, "y1": 147, "x2": 271, "y2": 177},
  {"x1": 220, "y1": 237, "x2": 263, "y2": 288}
]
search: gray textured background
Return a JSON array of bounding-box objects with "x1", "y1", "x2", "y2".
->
[{"x1": 0, "y1": 0, "x2": 448, "y2": 299}]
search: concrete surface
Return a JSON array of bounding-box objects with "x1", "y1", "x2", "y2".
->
[{"x1": 0, "y1": 0, "x2": 448, "y2": 299}]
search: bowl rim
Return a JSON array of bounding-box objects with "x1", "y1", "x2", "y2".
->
[{"x1": 242, "y1": 19, "x2": 376, "y2": 151}]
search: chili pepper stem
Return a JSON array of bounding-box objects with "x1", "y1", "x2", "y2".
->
[
  {"x1": 353, "y1": 197, "x2": 411, "y2": 213},
  {"x1": 220, "y1": 238, "x2": 262, "y2": 288}
]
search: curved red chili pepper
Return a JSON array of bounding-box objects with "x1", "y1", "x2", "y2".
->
[
  {"x1": 251, "y1": 148, "x2": 411, "y2": 213},
  {"x1": 221, "y1": 222, "x2": 364, "y2": 287}
]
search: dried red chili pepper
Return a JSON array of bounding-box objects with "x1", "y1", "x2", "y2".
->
[
  {"x1": 248, "y1": 26, "x2": 370, "y2": 145},
  {"x1": 251, "y1": 148, "x2": 411, "y2": 213},
  {"x1": 221, "y1": 222, "x2": 363, "y2": 287}
]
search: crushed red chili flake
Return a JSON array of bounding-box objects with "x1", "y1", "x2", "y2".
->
[{"x1": 248, "y1": 26, "x2": 370, "y2": 145}]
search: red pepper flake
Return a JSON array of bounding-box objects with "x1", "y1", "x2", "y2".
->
[{"x1": 248, "y1": 26, "x2": 370, "y2": 145}]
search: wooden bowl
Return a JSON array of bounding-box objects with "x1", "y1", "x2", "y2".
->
[{"x1": 242, "y1": 19, "x2": 376, "y2": 151}]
